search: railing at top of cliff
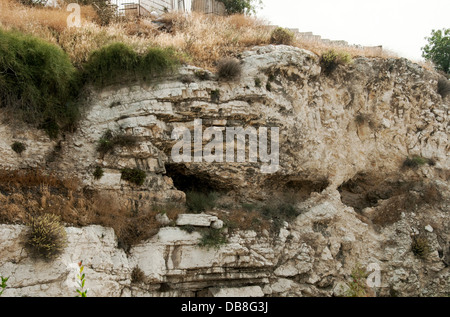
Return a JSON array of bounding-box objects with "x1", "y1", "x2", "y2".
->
[{"x1": 109, "y1": 0, "x2": 225, "y2": 17}]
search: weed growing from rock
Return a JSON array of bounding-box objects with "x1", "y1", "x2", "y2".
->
[
  {"x1": 270, "y1": 27, "x2": 295, "y2": 45},
  {"x1": 93, "y1": 167, "x2": 104, "y2": 180},
  {"x1": 121, "y1": 168, "x2": 146, "y2": 186},
  {"x1": 320, "y1": 49, "x2": 352, "y2": 75},
  {"x1": 198, "y1": 228, "x2": 227, "y2": 250},
  {"x1": 0, "y1": 275, "x2": 8, "y2": 296},
  {"x1": 217, "y1": 58, "x2": 242, "y2": 81},
  {"x1": 25, "y1": 214, "x2": 68, "y2": 259},
  {"x1": 411, "y1": 235, "x2": 430, "y2": 259},
  {"x1": 186, "y1": 191, "x2": 218, "y2": 213}
]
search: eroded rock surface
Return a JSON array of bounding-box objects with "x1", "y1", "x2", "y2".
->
[{"x1": 0, "y1": 45, "x2": 448, "y2": 297}]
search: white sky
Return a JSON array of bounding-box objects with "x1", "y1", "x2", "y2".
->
[{"x1": 256, "y1": 0, "x2": 449, "y2": 61}]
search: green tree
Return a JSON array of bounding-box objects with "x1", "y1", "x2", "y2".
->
[
  {"x1": 422, "y1": 28, "x2": 450, "y2": 74},
  {"x1": 217, "y1": 0, "x2": 262, "y2": 15}
]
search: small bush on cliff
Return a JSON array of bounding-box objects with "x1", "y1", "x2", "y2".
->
[
  {"x1": 261, "y1": 200, "x2": 298, "y2": 233},
  {"x1": 411, "y1": 235, "x2": 430, "y2": 259},
  {"x1": 121, "y1": 168, "x2": 146, "y2": 186},
  {"x1": 83, "y1": 43, "x2": 180, "y2": 87},
  {"x1": 97, "y1": 130, "x2": 139, "y2": 155},
  {"x1": 198, "y1": 228, "x2": 227, "y2": 250},
  {"x1": 25, "y1": 214, "x2": 68, "y2": 259},
  {"x1": 186, "y1": 191, "x2": 218, "y2": 213},
  {"x1": 320, "y1": 49, "x2": 352, "y2": 75},
  {"x1": 402, "y1": 155, "x2": 430, "y2": 169},
  {"x1": 93, "y1": 166, "x2": 104, "y2": 180},
  {"x1": 270, "y1": 27, "x2": 295, "y2": 45},
  {"x1": 217, "y1": 58, "x2": 242, "y2": 81},
  {"x1": 344, "y1": 264, "x2": 372, "y2": 297},
  {"x1": 11, "y1": 142, "x2": 26, "y2": 155},
  {"x1": 0, "y1": 29, "x2": 79, "y2": 133},
  {"x1": 131, "y1": 266, "x2": 146, "y2": 284},
  {"x1": 437, "y1": 77, "x2": 450, "y2": 99}
]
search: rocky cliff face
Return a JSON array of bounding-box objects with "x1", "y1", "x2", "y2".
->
[{"x1": 0, "y1": 45, "x2": 448, "y2": 297}]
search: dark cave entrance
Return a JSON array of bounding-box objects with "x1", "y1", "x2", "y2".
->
[{"x1": 164, "y1": 163, "x2": 230, "y2": 194}]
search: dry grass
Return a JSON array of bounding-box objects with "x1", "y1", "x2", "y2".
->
[
  {"x1": 0, "y1": 1, "x2": 399, "y2": 70},
  {"x1": 0, "y1": 168, "x2": 184, "y2": 251}
]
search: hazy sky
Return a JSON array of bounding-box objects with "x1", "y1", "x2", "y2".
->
[{"x1": 256, "y1": 0, "x2": 449, "y2": 61}]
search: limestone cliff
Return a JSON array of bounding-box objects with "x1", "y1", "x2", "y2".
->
[{"x1": 0, "y1": 45, "x2": 448, "y2": 297}]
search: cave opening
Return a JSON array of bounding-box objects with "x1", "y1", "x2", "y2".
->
[{"x1": 165, "y1": 163, "x2": 230, "y2": 194}]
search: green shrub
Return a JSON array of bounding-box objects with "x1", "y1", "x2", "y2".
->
[
  {"x1": 195, "y1": 70, "x2": 211, "y2": 80},
  {"x1": 96, "y1": 130, "x2": 139, "y2": 155},
  {"x1": 11, "y1": 142, "x2": 26, "y2": 155},
  {"x1": 403, "y1": 156, "x2": 429, "y2": 169},
  {"x1": 345, "y1": 264, "x2": 370, "y2": 297},
  {"x1": 0, "y1": 275, "x2": 8, "y2": 296},
  {"x1": 186, "y1": 191, "x2": 218, "y2": 213},
  {"x1": 83, "y1": 43, "x2": 180, "y2": 87},
  {"x1": 25, "y1": 214, "x2": 68, "y2": 259},
  {"x1": 254, "y1": 77, "x2": 262, "y2": 88},
  {"x1": 0, "y1": 29, "x2": 79, "y2": 133},
  {"x1": 93, "y1": 166, "x2": 104, "y2": 180},
  {"x1": 217, "y1": 58, "x2": 242, "y2": 81},
  {"x1": 121, "y1": 168, "x2": 146, "y2": 186},
  {"x1": 320, "y1": 49, "x2": 352, "y2": 75},
  {"x1": 437, "y1": 77, "x2": 450, "y2": 98},
  {"x1": 411, "y1": 235, "x2": 430, "y2": 259},
  {"x1": 261, "y1": 201, "x2": 298, "y2": 233},
  {"x1": 198, "y1": 228, "x2": 227, "y2": 250},
  {"x1": 210, "y1": 89, "x2": 221, "y2": 102},
  {"x1": 270, "y1": 27, "x2": 295, "y2": 45}
]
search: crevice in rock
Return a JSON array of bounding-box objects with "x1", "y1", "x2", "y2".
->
[
  {"x1": 263, "y1": 175, "x2": 329, "y2": 201},
  {"x1": 337, "y1": 173, "x2": 404, "y2": 212}
]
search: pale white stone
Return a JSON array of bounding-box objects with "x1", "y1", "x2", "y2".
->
[{"x1": 176, "y1": 214, "x2": 218, "y2": 227}]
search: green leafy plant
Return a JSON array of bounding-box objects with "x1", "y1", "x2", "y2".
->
[
  {"x1": 422, "y1": 28, "x2": 450, "y2": 74},
  {"x1": 83, "y1": 43, "x2": 180, "y2": 87},
  {"x1": 320, "y1": 49, "x2": 352, "y2": 75},
  {"x1": 198, "y1": 228, "x2": 227, "y2": 250},
  {"x1": 186, "y1": 191, "x2": 219, "y2": 213},
  {"x1": 121, "y1": 168, "x2": 146, "y2": 186},
  {"x1": 345, "y1": 264, "x2": 370, "y2": 297},
  {"x1": 0, "y1": 275, "x2": 8, "y2": 296},
  {"x1": 76, "y1": 261, "x2": 88, "y2": 297},
  {"x1": 0, "y1": 29, "x2": 79, "y2": 134},
  {"x1": 25, "y1": 214, "x2": 68, "y2": 259},
  {"x1": 93, "y1": 166, "x2": 104, "y2": 180},
  {"x1": 217, "y1": 0, "x2": 262, "y2": 15},
  {"x1": 270, "y1": 27, "x2": 295, "y2": 45},
  {"x1": 11, "y1": 142, "x2": 26, "y2": 155}
]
